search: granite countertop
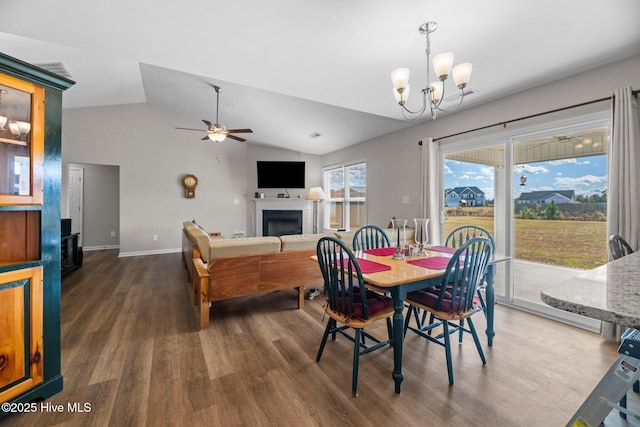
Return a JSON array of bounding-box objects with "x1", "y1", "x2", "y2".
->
[{"x1": 540, "y1": 251, "x2": 640, "y2": 329}]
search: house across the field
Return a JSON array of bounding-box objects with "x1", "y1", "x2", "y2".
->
[
  {"x1": 517, "y1": 190, "x2": 576, "y2": 204},
  {"x1": 445, "y1": 187, "x2": 486, "y2": 207}
]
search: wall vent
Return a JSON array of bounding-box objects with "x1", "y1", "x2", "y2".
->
[
  {"x1": 443, "y1": 87, "x2": 478, "y2": 102},
  {"x1": 33, "y1": 62, "x2": 74, "y2": 80}
]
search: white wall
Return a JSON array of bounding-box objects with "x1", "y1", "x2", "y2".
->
[
  {"x1": 321, "y1": 54, "x2": 640, "y2": 228},
  {"x1": 245, "y1": 144, "x2": 323, "y2": 236},
  {"x1": 62, "y1": 103, "x2": 252, "y2": 255},
  {"x1": 60, "y1": 55, "x2": 639, "y2": 254},
  {"x1": 61, "y1": 103, "x2": 323, "y2": 254}
]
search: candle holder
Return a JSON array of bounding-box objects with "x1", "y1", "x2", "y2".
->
[
  {"x1": 391, "y1": 218, "x2": 408, "y2": 260},
  {"x1": 413, "y1": 218, "x2": 430, "y2": 255}
]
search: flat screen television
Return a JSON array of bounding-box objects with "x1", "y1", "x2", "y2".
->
[{"x1": 257, "y1": 161, "x2": 305, "y2": 189}]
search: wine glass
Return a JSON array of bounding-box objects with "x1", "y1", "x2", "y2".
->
[{"x1": 413, "y1": 218, "x2": 430, "y2": 255}]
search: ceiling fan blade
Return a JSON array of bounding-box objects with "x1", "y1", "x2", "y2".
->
[
  {"x1": 202, "y1": 119, "x2": 213, "y2": 128},
  {"x1": 201, "y1": 135, "x2": 210, "y2": 141},
  {"x1": 226, "y1": 129, "x2": 253, "y2": 134},
  {"x1": 175, "y1": 127, "x2": 206, "y2": 132},
  {"x1": 226, "y1": 134, "x2": 246, "y2": 142}
]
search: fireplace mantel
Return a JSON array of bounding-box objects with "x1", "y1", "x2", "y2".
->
[{"x1": 253, "y1": 198, "x2": 312, "y2": 236}]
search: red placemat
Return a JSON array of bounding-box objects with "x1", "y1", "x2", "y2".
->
[
  {"x1": 428, "y1": 245, "x2": 457, "y2": 254},
  {"x1": 362, "y1": 247, "x2": 397, "y2": 256},
  {"x1": 342, "y1": 258, "x2": 391, "y2": 274},
  {"x1": 407, "y1": 256, "x2": 453, "y2": 270}
]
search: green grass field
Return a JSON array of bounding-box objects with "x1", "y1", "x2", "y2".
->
[{"x1": 443, "y1": 215, "x2": 607, "y2": 269}]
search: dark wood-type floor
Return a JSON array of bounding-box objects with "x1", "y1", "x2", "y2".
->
[{"x1": 4, "y1": 250, "x2": 630, "y2": 426}]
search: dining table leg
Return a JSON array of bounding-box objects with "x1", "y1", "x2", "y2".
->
[{"x1": 391, "y1": 289, "x2": 405, "y2": 394}]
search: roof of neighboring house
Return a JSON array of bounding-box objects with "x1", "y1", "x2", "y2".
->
[
  {"x1": 449, "y1": 186, "x2": 485, "y2": 196},
  {"x1": 517, "y1": 190, "x2": 575, "y2": 202}
]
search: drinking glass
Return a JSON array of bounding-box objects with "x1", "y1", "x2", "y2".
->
[
  {"x1": 413, "y1": 218, "x2": 430, "y2": 255},
  {"x1": 391, "y1": 218, "x2": 407, "y2": 259}
]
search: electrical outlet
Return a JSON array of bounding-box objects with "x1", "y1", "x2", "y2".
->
[
  {"x1": 233, "y1": 198, "x2": 240, "y2": 205},
  {"x1": 152, "y1": 234, "x2": 158, "y2": 241},
  {"x1": 111, "y1": 231, "x2": 116, "y2": 237},
  {"x1": 402, "y1": 195, "x2": 410, "y2": 204}
]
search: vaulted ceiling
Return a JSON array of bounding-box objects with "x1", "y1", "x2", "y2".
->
[{"x1": 1, "y1": 0, "x2": 639, "y2": 155}]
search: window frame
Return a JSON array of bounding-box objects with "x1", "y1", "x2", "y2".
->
[{"x1": 322, "y1": 160, "x2": 367, "y2": 231}]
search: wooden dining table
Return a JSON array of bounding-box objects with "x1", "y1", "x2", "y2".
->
[{"x1": 316, "y1": 245, "x2": 503, "y2": 394}]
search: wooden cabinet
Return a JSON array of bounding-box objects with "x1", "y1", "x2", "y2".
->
[
  {"x1": 0, "y1": 73, "x2": 44, "y2": 206},
  {"x1": 0, "y1": 267, "x2": 43, "y2": 403},
  {"x1": 0, "y1": 53, "x2": 73, "y2": 409}
]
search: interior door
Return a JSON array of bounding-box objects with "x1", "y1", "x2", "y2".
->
[{"x1": 67, "y1": 167, "x2": 83, "y2": 246}]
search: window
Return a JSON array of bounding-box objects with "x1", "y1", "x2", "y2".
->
[{"x1": 323, "y1": 161, "x2": 366, "y2": 230}]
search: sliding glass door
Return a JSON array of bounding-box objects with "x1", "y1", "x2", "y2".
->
[
  {"x1": 443, "y1": 143, "x2": 508, "y2": 301},
  {"x1": 439, "y1": 114, "x2": 608, "y2": 329}
]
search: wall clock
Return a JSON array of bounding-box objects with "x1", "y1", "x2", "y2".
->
[{"x1": 182, "y1": 174, "x2": 198, "y2": 198}]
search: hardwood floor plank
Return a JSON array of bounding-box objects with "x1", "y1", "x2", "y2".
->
[{"x1": 5, "y1": 249, "x2": 631, "y2": 426}]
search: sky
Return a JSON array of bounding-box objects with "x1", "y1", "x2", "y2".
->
[{"x1": 445, "y1": 154, "x2": 607, "y2": 201}]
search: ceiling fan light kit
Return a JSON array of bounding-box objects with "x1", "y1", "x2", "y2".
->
[
  {"x1": 175, "y1": 85, "x2": 253, "y2": 142},
  {"x1": 391, "y1": 21, "x2": 472, "y2": 120}
]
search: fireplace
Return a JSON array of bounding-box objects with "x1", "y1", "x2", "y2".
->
[
  {"x1": 262, "y1": 210, "x2": 303, "y2": 236},
  {"x1": 253, "y1": 198, "x2": 312, "y2": 236}
]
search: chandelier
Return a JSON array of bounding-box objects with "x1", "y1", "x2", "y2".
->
[{"x1": 391, "y1": 21, "x2": 472, "y2": 120}]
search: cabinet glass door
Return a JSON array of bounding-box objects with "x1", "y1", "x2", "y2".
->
[{"x1": 0, "y1": 73, "x2": 44, "y2": 205}]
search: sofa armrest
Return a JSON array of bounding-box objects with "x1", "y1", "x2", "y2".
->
[{"x1": 193, "y1": 258, "x2": 210, "y2": 330}]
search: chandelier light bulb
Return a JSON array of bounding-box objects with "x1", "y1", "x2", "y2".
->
[
  {"x1": 393, "y1": 84, "x2": 409, "y2": 103},
  {"x1": 433, "y1": 52, "x2": 454, "y2": 80},
  {"x1": 0, "y1": 115, "x2": 6, "y2": 130},
  {"x1": 452, "y1": 63, "x2": 472, "y2": 89},
  {"x1": 429, "y1": 81, "x2": 443, "y2": 103},
  {"x1": 390, "y1": 68, "x2": 410, "y2": 91}
]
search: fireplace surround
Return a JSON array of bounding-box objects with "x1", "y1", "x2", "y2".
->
[{"x1": 254, "y1": 198, "x2": 312, "y2": 236}]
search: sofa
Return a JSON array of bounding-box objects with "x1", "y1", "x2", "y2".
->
[{"x1": 182, "y1": 221, "x2": 334, "y2": 330}]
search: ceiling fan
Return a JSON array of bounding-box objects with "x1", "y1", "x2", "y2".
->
[{"x1": 175, "y1": 85, "x2": 253, "y2": 142}]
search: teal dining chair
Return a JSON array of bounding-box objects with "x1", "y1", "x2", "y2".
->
[
  {"x1": 352, "y1": 225, "x2": 392, "y2": 295},
  {"x1": 445, "y1": 225, "x2": 495, "y2": 316},
  {"x1": 404, "y1": 237, "x2": 493, "y2": 385},
  {"x1": 352, "y1": 225, "x2": 391, "y2": 251},
  {"x1": 315, "y1": 236, "x2": 394, "y2": 396},
  {"x1": 609, "y1": 234, "x2": 633, "y2": 261},
  {"x1": 406, "y1": 225, "x2": 496, "y2": 343}
]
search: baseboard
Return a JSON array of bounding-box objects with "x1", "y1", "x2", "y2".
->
[
  {"x1": 118, "y1": 248, "x2": 181, "y2": 258},
  {"x1": 83, "y1": 245, "x2": 119, "y2": 252}
]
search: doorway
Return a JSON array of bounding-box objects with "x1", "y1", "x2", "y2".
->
[{"x1": 68, "y1": 166, "x2": 84, "y2": 246}]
